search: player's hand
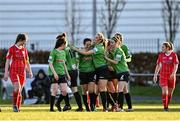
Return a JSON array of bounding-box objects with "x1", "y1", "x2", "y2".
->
[
  {"x1": 29, "y1": 71, "x2": 33, "y2": 79},
  {"x1": 153, "y1": 74, "x2": 157, "y2": 83},
  {"x1": 3, "y1": 72, "x2": 9, "y2": 81},
  {"x1": 70, "y1": 46, "x2": 78, "y2": 51},
  {"x1": 54, "y1": 73, "x2": 59, "y2": 81},
  {"x1": 170, "y1": 73, "x2": 175, "y2": 80}
]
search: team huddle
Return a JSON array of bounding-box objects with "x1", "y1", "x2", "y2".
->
[{"x1": 2, "y1": 32, "x2": 179, "y2": 112}]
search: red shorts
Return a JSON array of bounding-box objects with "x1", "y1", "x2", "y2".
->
[
  {"x1": 10, "y1": 67, "x2": 26, "y2": 86},
  {"x1": 160, "y1": 76, "x2": 176, "y2": 88}
]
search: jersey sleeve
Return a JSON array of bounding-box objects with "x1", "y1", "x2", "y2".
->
[
  {"x1": 48, "y1": 50, "x2": 55, "y2": 63},
  {"x1": 157, "y1": 53, "x2": 162, "y2": 64},
  {"x1": 6, "y1": 47, "x2": 13, "y2": 60},
  {"x1": 173, "y1": 53, "x2": 179, "y2": 64}
]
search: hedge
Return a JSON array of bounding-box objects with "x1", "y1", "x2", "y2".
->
[{"x1": 0, "y1": 49, "x2": 179, "y2": 85}]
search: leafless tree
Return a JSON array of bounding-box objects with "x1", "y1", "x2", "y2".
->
[
  {"x1": 100, "y1": 0, "x2": 126, "y2": 38},
  {"x1": 162, "y1": 0, "x2": 180, "y2": 43},
  {"x1": 65, "y1": 0, "x2": 81, "y2": 45}
]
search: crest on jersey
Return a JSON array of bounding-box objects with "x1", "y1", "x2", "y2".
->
[
  {"x1": 169, "y1": 57, "x2": 173, "y2": 60},
  {"x1": 22, "y1": 51, "x2": 25, "y2": 55}
]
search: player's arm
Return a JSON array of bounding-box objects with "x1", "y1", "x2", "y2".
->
[
  {"x1": 170, "y1": 54, "x2": 179, "y2": 79},
  {"x1": 4, "y1": 48, "x2": 12, "y2": 80},
  {"x1": 26, "y1": 61, "x2": 33, "y2": 79},
  {"x1": 48, "y1": 51, "x2": 59, "y2": 81},
  {"x1": 104, "y1": 51, "x2": 120, "y2": 65},
  {"x1": 124, "y1": 45, "x2": 132, "y2": 62},
  {"x1": 25, "y1": 49, "x2": 33, "y2": 79},
  {"x1": 104, "y1": 55, "x2": 119, "y2": 64},
  {"x1": 153, "y1": 63, "x2": 162, "y2": 83},
  {"x1": 71, "y1": 46, "x2": 94, "y2": 55},
  {"x1": 49, "y1": 62, "x2": 59, "y2": 81},
  {"x1": 63, "y1": 62, "x2": 71, "y2": 81},
  {"x1": 169, "y1": 64, "x2": 178, "y2": 79},
  {"x1": 4, "y1": 59, "x2": 10, "y2": 80}
]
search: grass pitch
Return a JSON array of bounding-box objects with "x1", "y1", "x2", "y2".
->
[{"x1": 0, "y1": 104, "x2": 180, "y2": 120}]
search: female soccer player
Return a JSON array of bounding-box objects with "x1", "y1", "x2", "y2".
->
[
  {"x1": 153, "y1": 42, "x2": 179, "y2": 111},
  {"x1": 106, "y1": 41, "x2": 118, "y2": 111},
  {"x1": 104, "y1": 38, "x2": 133, "y2": 112},
  {"x1": 114, "y1": 33, "x2": 132, "y2": 62},
  {"x1": 78, "y1": 38, "x2": 96, "y2": 111},
  {"x1": 48, "y1": 34, "x2": 71, "y2": 112},
  {"x1": 64, "y1": 40, "x2": 83, "y2": 112},
  {"x1": 4, "y1": 33, "x2": 33, "y2": 112},
  {"x1": 71, "y1": 33, "x2": 111, "y2": 112}
]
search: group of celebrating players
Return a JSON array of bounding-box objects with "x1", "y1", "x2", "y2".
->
[{"x1": 2, "y1": 32, "x2": 179, "y2": 112}]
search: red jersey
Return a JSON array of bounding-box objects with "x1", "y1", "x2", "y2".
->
[
  {"x1": 157, "y1": 52, "x2": 179, "y2": 78},
  {"x1": 6, "y1": 45, "x2": 28, "y2": 70}
]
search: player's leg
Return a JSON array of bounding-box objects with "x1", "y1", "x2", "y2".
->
[
  {"x1": 107, "y1": 81, "x2": 116, "y2": 111},
  {"x1": 160, "y1": 78, "x2": 169, "y2": 111},
  {"x1": 49, "y1": 76, "x2": 59, "y2": 112},
  {"x1": 17, "y1": 74, "x2": 25, "y2": 111},
  {"x1": 81, "y1": 84, "x2": 89, "y2": 111},
  {"x1": 79, "y1": 72, "x2": 90, "y2": 111},
  {"x1": 69, "y1": 70, "x2": 83, "y2": 111},
  {"x1": 60, "y1": 82, "x2": 70, "y2": 112},
  {"x1": 161, "y1": 86, "x2": 169, "y2": 111},
  {"x1": 112, "y1": 79, "x2": 118, "y2": 103},
  {"x1": 12, "y1": 81, "x2": 20, "y2": 112},
  {"x1": 117, "y1": 81, "x2": 126, "y2": 111},
  {"x1": 123, "y1": 72, "x2": 132, "y2": 111},
  {"x1": 98, "y1": 79, "x2": 108, "y2": 111},
  {"x1": 124, "y1": 83, "x2": 133, "y2": 111},
  {"x1": 88, "y1": 82, "x2": 97, "y2": 111},
  {"x1": 167, "y1": 77, "x2": 176, "y2": 106},
  {"x1": 88, "y1": 71, "x2": 97, "y2": 111}
]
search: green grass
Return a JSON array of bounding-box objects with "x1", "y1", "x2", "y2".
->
[
  {"x1": 130, "y1": 85, "x2": 180, "y2": 96},
  {"x1": 0, "y1": 104, "x2": 180, "y2": 120}
]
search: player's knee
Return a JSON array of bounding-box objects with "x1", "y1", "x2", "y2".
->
[
  {"x1": 13, "y1": 84, "x2": 20, "y2": 92},
  {"x1": 71, "y1": 87, "x2": 78, "y2": 93}
]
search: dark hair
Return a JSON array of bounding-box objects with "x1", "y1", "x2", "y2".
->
[
  {"x1": 163, "y1": 41, "x2": 174, "y2": 51},
  {"x1": 15, "y1": 33, "x2": 27, "y2": 44},
  {"x1": 83, "y1": 38, "x2": 92, "y2": 45},
  {"x1": 114, "y1": 33, "x2": 123, "y2": 42},
  {"x1": 56, "y1": 33, "x2": 66, "y2": 40},
  {"x1": 54, "y1": 37, "x2": 66, "y2": 49},
  {"x1": 36, "y1": 69, "x2": 47, "y2": 79}
]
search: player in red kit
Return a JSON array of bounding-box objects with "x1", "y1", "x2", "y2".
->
[
  {"x1": 153, "y1": 42, "x2": 179, "y2": 111},
  {"x1": 4, "y1": 33, "x2": 33, "y2": 112}
]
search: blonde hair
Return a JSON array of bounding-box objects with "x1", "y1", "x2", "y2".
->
[{"x1": 163, "y1": 41, "x2": 174, "y2": 51}]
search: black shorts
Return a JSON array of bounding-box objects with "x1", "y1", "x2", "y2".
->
[
  {"x1": 49, "y1": 75, "x2": 67, "y2": 84},
  {"x1": 79, "y1": 71, "x2": 95, "y2": 85},
  {"x1": 68, "y1": 70, "x2": 78, "y2": 87},
  {"x1": 108, "y1": 71, "x2": 117, "y2": 81},
  {"x1": 116, "y1": 72, "x2": 130, "y2": 82},
  {"x1": 95, "y1": 65, "x2": 110, "y2": 81}
]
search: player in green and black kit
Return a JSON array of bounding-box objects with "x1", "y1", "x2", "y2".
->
[
  {"x1": 48, "y1": 33, "x2": 71, "y2": 112},
  {"x1": 105, "y1": 37, "x2": 133, "y2": 112},
  {"x1": 114, "y1": 33, "x2": 132, "y2": 62},
  {"x1": 65, "y1": 42, "x2": 83, "y2": 112},
  {"x1": 71, "y1": 33, "x2": 112, "y2": 112},
  {"x1": 79, "y1": 38, "x2": 96, "y2": 111}
]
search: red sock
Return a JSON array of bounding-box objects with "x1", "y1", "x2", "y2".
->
[
  {"x1": 13, "y1": 91, "x2": 18, "y2": 106},
  {"x1": 17, "y1": 92, "x2": 22, "y2": 110},
  {"x1": 162, "y1": 94, "x2": 168, "y2": 109},
  {"x1": 168, "y1": 95, "x2": 172, "y2": 104}
]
